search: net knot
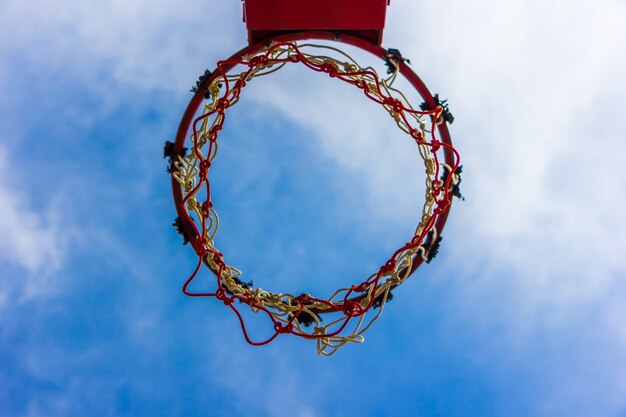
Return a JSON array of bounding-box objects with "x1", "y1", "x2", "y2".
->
[
  {"x1": 216, "y1": 98, "x2": 230, "y2": 112},
  {"x1": 435, "y1": 198, "x2": 450, "y2": 212},
  {"x1": 201, "y1": 200, "x2": 212, "y2": 217},
  {"x1": 274, "y1": 322, "x2": 294, "y2": 334},
  {"x1": 321, "y1": 61, "x2": 339, "y2": 77},
  {"x1": 199, "y1": 159, "x2": 211, "y2": 177},
  {"x1": 379, "y1": 259, "x2": 397, "y2": 275},
  {"x1": 410, "y1": 129, "x2": 424, "y2": 142},
  {"x1": 209, "y1": 125, "x2": 222, "y2": 141},
  {"x1": 215, "y1": 289, "x2": 233, "y2": 306},
  {"x1": 342, "y1": 300, "x2": 365, "y2": 317},
  {"x1": 383, "y1": 97, "x2": 404, "y2": 113},
  {"x1": 249, "y1": 55, "x2": 269, "y2": 67},
  {"x1": 194, "y1": 237, "x2": 208, "y2": 256}
]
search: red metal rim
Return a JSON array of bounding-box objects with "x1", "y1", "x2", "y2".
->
[{"x1": 171, "y1": 31, "x2": 455, "y2": 310}]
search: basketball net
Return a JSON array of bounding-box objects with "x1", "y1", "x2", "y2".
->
[{"x1": 171, "y1": 41, "x2": 461, "y2": 355}]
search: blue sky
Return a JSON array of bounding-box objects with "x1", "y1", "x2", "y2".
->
[{"x1": 1, "y1": 0, "x2": 625, "y2": 416}]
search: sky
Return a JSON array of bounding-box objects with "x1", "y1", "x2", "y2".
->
[{"x1": 1, "y1": 0, "x2": 625, "y2": 416}]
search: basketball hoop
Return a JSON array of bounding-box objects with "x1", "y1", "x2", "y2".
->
[{"x1": 166, "y1": 2, "x2": 461, "y2": 355}]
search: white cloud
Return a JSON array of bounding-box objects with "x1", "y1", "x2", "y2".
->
[
  {"x1": 235, "y1": 0, "x2": 626, "y2": 288},
  {"x1": 1, "y1": 0, "x2": 625, "y2": 414},
  {"x1": 386, "y1": 1, "x2": 626, "y2": 412},
  {"x1": 222, "y1": 1, "x2": 626, "y2": 413},
  {"x1": 0, "y1": 146, "x2": 68, "y2": 302},
  {"x1": 418, "y1": 0, "x2": 626, "y2": 303},
  {"x1": 0, "y1": 0, "x2": 244, "y2": 93}
]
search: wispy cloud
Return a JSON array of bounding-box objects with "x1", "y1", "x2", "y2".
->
[
  {"x1": 236, "y1": 0, "x2": 626, "y2": 414},
  {"x1": 0, "y1": 146, "x2": 67, "y2": 300},
  {"x1": 1, "y1": 0, "x2": 625, "y2": 416},
  {"x1": 0, "y1": 0, "x2": 243, "y2": 94}
]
